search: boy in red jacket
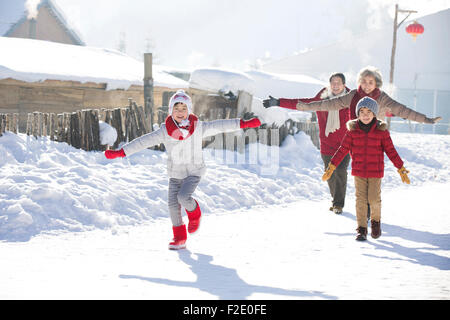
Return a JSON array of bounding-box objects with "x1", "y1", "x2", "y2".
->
[{"x1": 322, "y1": 97, "x2": 410, "y2": 241}]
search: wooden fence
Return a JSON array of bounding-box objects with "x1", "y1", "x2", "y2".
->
[
  {"x1": 0, "y1": 100, "x2": 151, "y2": 151},
  {"x1": 1, "y1": 97, "x2": 320, "y2": 151}
]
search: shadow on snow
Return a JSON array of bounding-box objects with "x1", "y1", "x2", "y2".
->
[
  {"x1": 120, "y1": 250, "x2": 337, "y2": 300},
  {"x1": 326, "y1": 211, "x2": 450, "y2": 271}
]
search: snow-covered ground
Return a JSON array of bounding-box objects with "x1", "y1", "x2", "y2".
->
[{"x1": 1, "y1": 126, "x2": 449, "y2": 300}]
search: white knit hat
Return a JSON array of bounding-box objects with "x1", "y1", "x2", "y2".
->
[{"x1": 168, "y1": 90, "x2": 192, "y2": 115}]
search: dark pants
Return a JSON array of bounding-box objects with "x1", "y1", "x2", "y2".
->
[{"x1": 321, "y1": 153, "x2": 350, "y2": 208}]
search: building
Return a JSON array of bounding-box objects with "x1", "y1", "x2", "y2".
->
[
  {"x1": 1, "y1": 0, "x2": 84, "y2": 46},
  {"x1": 0, "y1": 36, "x2": 190, "y2": 132}
]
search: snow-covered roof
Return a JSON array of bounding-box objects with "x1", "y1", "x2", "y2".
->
[
  {"x1": 0, "y1": 0, "x2": 28, "y2": 36},
  {"x1": 188, "y1": 67, "x2": 326, "y2": 99},
  {"x1": 2, "y1": 0, "x2": 85, "y2": 46},
  {"x1": 0, "y1": 36, "x2": 188, "y2": 90},
  {"x1": 189, "y1": 68, "x2": 256, "y2": 95}
]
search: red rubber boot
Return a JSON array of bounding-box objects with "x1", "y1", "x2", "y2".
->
[
  {"x1": 169, "y1": 224, "x2": 187, "y2": 250},
  {"x1": 186, "y1": 200, "x2": 201, "y2": 234}
]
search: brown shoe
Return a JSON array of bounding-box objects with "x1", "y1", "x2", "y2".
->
[
  {"x1": 332, "y1": 206, "x2": 343, "y2": 214},
  {"x1": 371, "y1": 220, "x2": 381, "y2": 239},
  {"x1": 356, "y1": 227, "x2": 367, "y2": 241},
  {"x1": 329, "y1": 206, "x2": 343, "y2": 214}
]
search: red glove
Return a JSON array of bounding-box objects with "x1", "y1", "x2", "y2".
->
[
  {"x1": 105, "y1": 148, "x2": 126, "y2": 159},
  {"x1": 240, "y1": 118, "x2": 261, "y2": 129}
]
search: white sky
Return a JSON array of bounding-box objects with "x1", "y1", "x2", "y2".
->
[{"x1": 52, "y1": 0, "x2": 450, "y2": 71}]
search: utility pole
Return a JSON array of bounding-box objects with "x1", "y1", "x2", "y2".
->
[
  {"x1": 144, "y1": 53, "x2": 154, "y2": 133},
  {"x1": 388, "y1": 4, "x2": 417, "y2": 128}
]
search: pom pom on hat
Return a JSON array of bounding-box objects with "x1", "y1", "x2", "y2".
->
[
  {"x1": 169, "y1": 90, "x2": 192, "y2": 115},
  {"x1": 356, "y1": 97, "x2": 379, "y2": 116}
]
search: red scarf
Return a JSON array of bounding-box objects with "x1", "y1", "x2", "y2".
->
[
  {"x1": 165, "y1": 114, "x2": 199, "y2": 140},
  {"x1": 349, "y1": 86, "x2": 381, "y2": 119}
]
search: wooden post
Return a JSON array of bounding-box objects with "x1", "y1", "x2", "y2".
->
[
  {"x1": 12, "y1": 113, "x2": 18, "y2": 134},
  {"x1": 57, "y1": 114, "x2": 64, "y2": 142},
  {"x1": 80, "y1": 110, "x2": 88, "y2": 150},
  {"x1": 0, "y1": 114, "x2": 4, "y2": 136},
  {"x1": 388, "y1": 4, "x2": 417, "y2": 129},
  {"x1": 70, "y1": 112, "x2": 81, "y2": 149},
  {"x1": 128, "y1": 106, "x2": 138, "y2": 142},
  {"x1": 120, "y1": 107, "x2": 126, "y2": 145},
  {"x1": 389, "y1": 4, "x2": 399, "y2": 93},
  {"x1": 5, "y1": 113, "x2": 11, "y2": 132},
  {"x1": 43, "y1": 113, "x2": 49, "y2": 137},
  {"x1": 32, "y1": 112, "x2": 39, "y2": 138},
  {"x1": 38, "y1": 112, "x2": 43, "y2": 137},
  {"x1": 26, "y1": 113, "x2": 33, "y2": 136},
  {"x1": 144, "y1": 53, "x2": 154, "y2": 132},
  {"x1": 99, "y1": 108, "x2": 106, "y2": 122},
  {"x1": 112, "y1": 108, "x2": 123, "y2": 149},
  {"x1": 91, "y1": 109, "x2": 101, "y2": 151},
  {"x1": 50, "y1": 113, "x2": 56, "y2": 141},
  {"x1": 63, "y1": 112, "x2": 71, "y2": 144},
  {"x1": 237, "y1": 91, "x2": 253, "y2": 117}
]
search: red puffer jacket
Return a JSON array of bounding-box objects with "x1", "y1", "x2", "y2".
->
[
  {"x1": 279, "y1": 88, "x2": 350, "y2": 156},
  {"x1": 331, "y1": 119, "x2": 404, "y2": 178}
]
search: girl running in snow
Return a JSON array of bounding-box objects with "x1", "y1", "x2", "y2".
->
[
  {"x1": 322, "y1": 97, "x2": 410, "y2": 241},
  {"x1": 104, "y1": 90, "x2": 261, "y2": 250}
]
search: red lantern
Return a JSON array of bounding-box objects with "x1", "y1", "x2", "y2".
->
[{"x1": 406, "y1": 21, "x2": 424, "y2": 41}]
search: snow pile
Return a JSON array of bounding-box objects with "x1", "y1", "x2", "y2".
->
[
  {"x1": 99, "y1": 121, "x2": 117, "y2": 146},
  {"x1": 188, "y1": 68, "x2": 320, "y2": 126},
  {"x1": 189, "y1": 68, "x2": 256, "y2": 95},
  {"x1": 188, "y1": 67, "x2": 325, "y2": 100},
  {"x1": 0, "y1": 37, "x2": 188, "y2": 90},
  {"x1": 1, "y1": 129, "x2": 449, "y2": 242},
  {"x1": 245, "y1": 70, "x2": 326, "y2": 99}
]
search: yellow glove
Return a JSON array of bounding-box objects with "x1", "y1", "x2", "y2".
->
[
  {"x1": 322, "y1": 163, "x2": 336, "y2": 181},
  {"x1": 398, "y1": 166, "x2": 410, "y2": 184}
]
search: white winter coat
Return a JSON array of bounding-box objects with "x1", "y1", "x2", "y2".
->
[{"x1": 122, "y1": 116, "x2": 241, "y2": 179}]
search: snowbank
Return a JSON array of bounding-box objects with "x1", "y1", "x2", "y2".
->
[
  {"x1": 245, "y1": 70, "x2": 326, "y2": 99},
  {"x1": 188, "y1": 67, "x2": 325, "y2": 100},
  {"x1": 188, "y1": 68, "x2": 322, "y2": 126},
  {"x1": 0, "y1": 37, "x2": 188, "y2": 90},
  {"x1": 1, "y1": 129, "x2": 449, "y2": 242},
  {"x1": 189, "y1": 68, "x2": 256, "y2": 95},
  {"x1": 99, "y1": 121, "x2": 117, "y2": 146}
]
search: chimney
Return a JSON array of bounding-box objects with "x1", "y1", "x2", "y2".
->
[{"x1": 29, "y1": 18, "x2": 37, "y2": 39}]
